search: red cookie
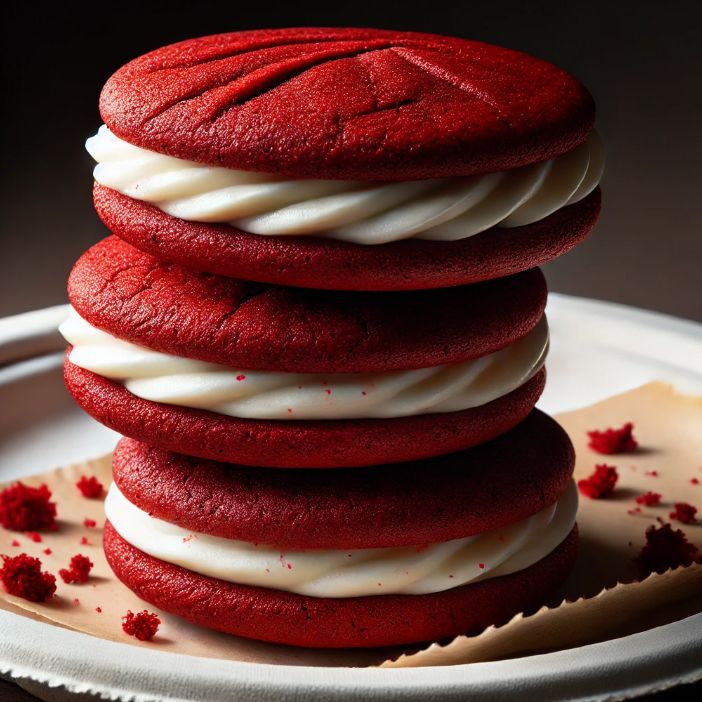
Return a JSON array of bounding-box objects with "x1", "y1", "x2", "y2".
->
[
  {"x1": 111, "y1": 409, "x2": 574, "y2": 550},
  {"x1": 68, "y1": 236, "x2": 547, "y2": 373},
  {"x1": 104, "y1": 521, "x2": 578, "y2": 648},
  {"x1": 64, "y1": 358, "x2": 546, "y2": 468},
  {"x1": 95, "y1": 183, "x2": 601, "y2": 292},
  {"x1": 100, "y1": 28, "x2": 594, "y2": 181}
]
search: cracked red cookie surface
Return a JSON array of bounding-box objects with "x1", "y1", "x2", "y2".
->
[
  {"x1": 67, "y1": 236, "x2": 547, "y2": 374},
  {"x1": 100, "y1": 28, "x2": 594, "y2": 181},
  {"x1": 110, "y1": 409, "x2": 574, "y2": 550}
]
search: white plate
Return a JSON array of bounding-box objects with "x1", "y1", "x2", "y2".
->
[{"x1": 1, "y1": 295, "x2": 701, "y2": 702}]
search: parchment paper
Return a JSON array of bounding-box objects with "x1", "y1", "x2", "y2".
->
[{"x1": 1, "y1": 382, "x2": 700, "y2": 668}]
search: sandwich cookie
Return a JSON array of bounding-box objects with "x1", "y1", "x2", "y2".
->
[
  {"x1": 63, "y1": 237, "x2": 548, "y2": 466},
  {"x1": 89, "y1": 27, "x2": 602, "y2": 290},
  {"x1": 103, "y1": 411, "x2": 577, "y2": 647}
]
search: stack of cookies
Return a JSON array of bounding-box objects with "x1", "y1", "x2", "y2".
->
[{"x1": 60, "y1": 28, "x2": 602, "y2": 648}]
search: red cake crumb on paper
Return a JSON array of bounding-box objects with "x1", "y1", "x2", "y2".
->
[
  {"x1": 84, "y1": 518, "x2": 97, "y2": 528},
  {"x1": 0, "y1": 482, "x2": 57, "y2": 532},
  {"x1": 122, "y1": 610, "x2": 161, "y2": 641},
  {"x1": 0, "y1": 554, "x2": 56, "y2": 602},
  {"x1": 587, "y1": 423, "x2": 638, "y2": 454},
  {"x1": 59, "y1": 554, "x2": 93, "y2": 584},
  {"x1": 692, "y1": 478, "x2": 700, "y2": 485},
  {"x1": 26, "y1": 532, "x2": 42, "y2": 543},
  {"x1": 76, "y1": 476, "x2": 104, "y2": 499},
  {"x1": 577, "y1": 464, "x2": 619, "y2": 499},
  {"x1": 96, "y1": 607, "x2": 102, "y2": 613},
  {"x1": 636, "y1": 492, "x2": 662, "y2": 507},
  {"x1": 634, "y1": 523, "x2": 699, "y2": 577},
  {"x1": 627, "y1": 507, "x2": 642, "y2": 516},
  {"x1": 43, "y1": 548, "x2": 52, "y2": 555},
  {"x1": 11, "y1": 540, "x2": 20, "y2": 547},
  {"x1": 80, "y1": 537, "x2": 90, "y2": 545},
  {"x1": 645, "y1": 471, "x2": 658, "y2": 477},
  {"x1": 74, "y1": 598, "x2": 80, "y2": 605},
  {"x1": 670, "y1": 503, "x2": 698, "y2": 524}
]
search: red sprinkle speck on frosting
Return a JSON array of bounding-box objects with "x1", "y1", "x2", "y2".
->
[
  {"x1": 636, "y1": 492, "x2": 662, "y2": 507},
  {"x1": 0, "y1": 482, "x2": 57, "y2": 532},
  {"x1": 59, "y1": 554, "x2": 93, "y2": 584},
  {"x1": 577, "y1": 465, "x2": 619, "y2": 499},
  {"x1": 76, "y1": 476, "x2": 104, "y2": 499},
  {"x1": 122, "y1": 610, "x2": 161, "y2": 641},
  {"x1": 587, "y1": 423, "x2": 638, "y2": 454},
  {"x1": 0, "y1": 554, "x2": 56, "y2": 602},
  {"x1": 634, "y1": 523, "x2": 699, "y2": 577},
  {"x1": 670, "y1": 503, "x2": 698, "y2": 524}
]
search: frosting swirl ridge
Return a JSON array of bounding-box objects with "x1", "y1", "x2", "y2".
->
[
  {"x1": 60, "y1": 310, "x2": 548, "y2": 421},
  {"x1": 87, "y1": 126, "x2": 604, "y2": 245},
  {"x1": 105, "y1": 481, "x2": 577, "y2": 597}
]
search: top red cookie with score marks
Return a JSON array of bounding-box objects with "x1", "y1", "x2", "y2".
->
[
  {"x1": 68, "y1": 236, "x2": 547, "y2": 374},
  {"x1": 100, "y1": 27, "x2": 595, "y2": 180}
]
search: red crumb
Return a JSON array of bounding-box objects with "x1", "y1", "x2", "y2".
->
[
  {"x1": 479, "y1": 564, "x2": 485, "y2": 569},
  {"x1": 578, "y1": 464, "x2": 619, "y2": 499},
  {"x1": 587, "y1": 423, "x2": 638, "y2": 454},
  {"x1": 74, "y1": 598, "x2": 80, "y2": 605},
  {"x1": 59, "y1": 554, "x2": 93, "y2": 584},
  {"x1": 415, "y1": 544, "x2": 429, "y2": 553},
  {"x1": 122, "y1": 610, "x2": 161, "y2": 641},
  {"x1": 636, "y1": 492, "x2": 662, "y2": 506},
  {"x1": 362, "y1": 391, "x2": 367, "y2": 395},
  {"x1": 182, "y1": 535, "x2": 193, "y2": 543},
  {"x1": 76, "y1": 476, "x2": 104, "y2": 499},
  {"x1": 670, "y1": 503, "x2": 698, "y2": 524},
  {"x1": 449, "y1": 575, "x2": 454, "y2": 578},
  {"x1": 0, "y1": 554, "x2": 56, "y2": 602},
  {"x1": 11, "y1": 540, "x2": 20, "y2": 547},
  {"x1": 634, "y1": 523, "x2": 699, "y2": 577},
  {"x1": 26, "y1": 532, "x2": 42, "y2": 543},
  {"x1": 236, "y1": 375, "x2": 245, "y2": 381},
  {"x1": 0, "y1": 482, "x2": 57, "y2": 532},
  {"x1": 692, "y1": 478, "x2": 700, "y2": 485},
  {"x1": 627, "y1": 507, "x2": 642, "y2": 516},
  {"x1": 80, "y1": 537, "x2": 89, "y2": 545},
  {"x1": 645, "y1": 471, "x2": 659, "y2": 477},
  {"x1": 43, "y1": 548, "x2": 52, "y2": 555},
  {"x1": 84, "y1": 518, "x2": 97, "y2": 528},
  {"x1": 96, "y1": 607, "x2": 102, "y2": 613},
  {"x1": 325, "y1": 389, "x2": 331, "y2": 395}
]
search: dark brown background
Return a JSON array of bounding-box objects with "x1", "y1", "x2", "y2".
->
[{"x1": 1, "y1": 2, "x2": 701, "y2": 324}]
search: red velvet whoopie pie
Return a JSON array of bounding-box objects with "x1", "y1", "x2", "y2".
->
[{"x1": 92, "y1": 27, "x2": 600, "y2": 291}]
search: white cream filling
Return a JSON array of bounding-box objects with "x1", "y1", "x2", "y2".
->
[
  {"x1": 60, "y1": 310, "x2": 548, "y2": 420},
  {"x1": 88, "y1": 126, "x2": 604, "y2": 245},
  {"x1": 106, "y1": 480, "x2": 577, "y2": 598}
]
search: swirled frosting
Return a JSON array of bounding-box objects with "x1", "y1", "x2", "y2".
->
[
  {"x1": 60, "y1": 310, "x2": 548, "y2": 420},
  {"x1": 106, "y1": 480, "x2": 577, "y2": 597},
  {"x1": 87, "y1": 126, "x2": 604, "y2": 245}
]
